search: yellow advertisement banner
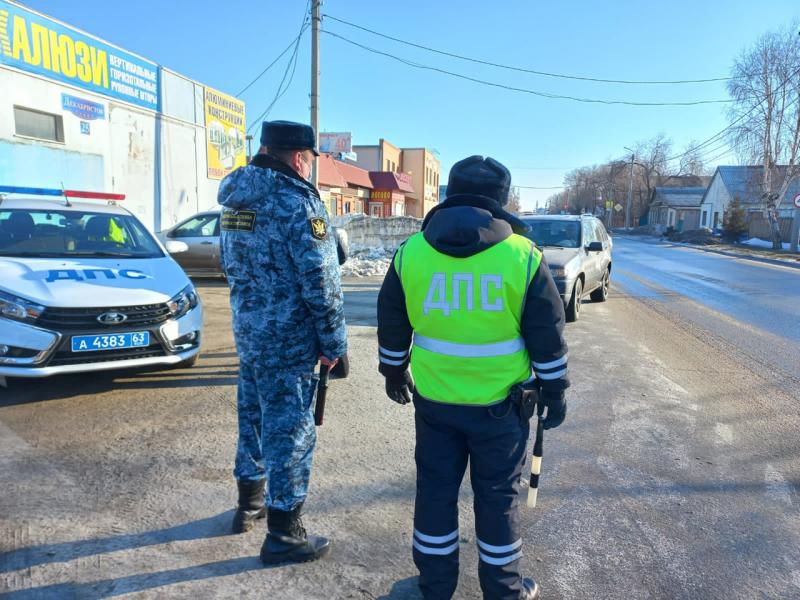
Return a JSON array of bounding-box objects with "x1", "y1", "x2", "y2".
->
[{"x1": 204, "y1": 87, "x2": 246, "y2": 180}]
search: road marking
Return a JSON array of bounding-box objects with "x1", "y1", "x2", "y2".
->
[
  {"x1": 764, "y1": 464, "x2": 794, "y2": 507},
  {"x1": 714, "y1": 423, "x2": 733, "y2": 445}
]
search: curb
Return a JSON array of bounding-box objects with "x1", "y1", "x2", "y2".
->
[{"x1": 678, "y1": 244, "x2": 800, "y2": 270}]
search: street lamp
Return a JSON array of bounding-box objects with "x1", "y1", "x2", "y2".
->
[{"x1": 623, "y1": 146, "x2": 635, "y2": 230}]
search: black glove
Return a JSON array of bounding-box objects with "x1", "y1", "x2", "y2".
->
[
  {"x1": 540, "y1": 389, "x2": 566, "y2": 430},
  {"x1": 385, "y1": 371, "x2": 414, "y2": 405}
]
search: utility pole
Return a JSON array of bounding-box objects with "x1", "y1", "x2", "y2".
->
[
  {"x1": 310, "y1": 0, "x2": 321, "y2": 189},
  {"x1": 624, "y1": 147, "x2": 635, "y2": 229}
]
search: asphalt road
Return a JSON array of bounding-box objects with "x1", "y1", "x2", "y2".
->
[
  {"x1": 612, "y1": 236, "x2": 800, "y2": 392},
  {"x1": 1, "y1": 249, "x2": 799, "y2": 599}
]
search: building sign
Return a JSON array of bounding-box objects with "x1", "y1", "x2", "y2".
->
[
  {"x1": 0, "y1": 1, "x2": 160, "y2": 110},
  {"x1": 372, "y1": 190, "x2": 391, "y2": 200},
  {"x1": 397, "y1": 172, "x2": 412, "y2": 187},
  {"x1": 204, "y1": 87, "x2": 246, "y2": 180},
  {"x1": 319, "y1": 132, "x2": 352, "y2": 154},
  {"x1": 61, "y1": 93, "x2": 104, "y2": 120}
]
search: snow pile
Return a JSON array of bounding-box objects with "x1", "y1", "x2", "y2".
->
[
  {"x1": 341, "y1": 246, "x2": 394, "y2": 278},
  {"x1": 741, "y1": 238, "x2": 790, "y2": 250}
]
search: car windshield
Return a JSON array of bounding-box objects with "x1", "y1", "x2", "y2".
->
[
  {"x1": 0, "y1": 208, "x2": 164, "y2": 258},
  {"x1": 523, "y1": 220, "x2": 582, "y2": 248}
]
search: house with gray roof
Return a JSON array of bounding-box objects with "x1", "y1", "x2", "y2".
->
[
  {"x1": 699, "y1": 166, "x2": 800, "y2": 231},
  {"x1": 648, "y1": 187, "x2": 707, "y2": 233}
]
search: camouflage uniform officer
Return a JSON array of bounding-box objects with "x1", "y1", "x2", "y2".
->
[{"x1": 219, "y1": 120, "x2": 347, "y2": 565}]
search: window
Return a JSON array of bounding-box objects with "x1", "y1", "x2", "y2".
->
[
  {"x1": 523, "y1": 220, "x2": 581, "y2": 248},
  {"x1": 701, "y1": 211, "x2": 707, "y2": 227},
  {"x1": 0, "y1": 209, "x2": 163, "y2": 258},
  {"x1": 593, "y1": 221, "x2": 609, "y2": 242},
  {"x1": 171, "y1": 214, "x2": 219, "y2": 238},
  {"x1": 582, "y1": 221, "x2": 597, "y2": 246},
  {"x1": 14, "y1": 106, "x2": 64, "y2": 142}
]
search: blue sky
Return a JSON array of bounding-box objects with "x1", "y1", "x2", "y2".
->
[{"x1": 20, "y1": 0, "x2": 800, "y2": 209}]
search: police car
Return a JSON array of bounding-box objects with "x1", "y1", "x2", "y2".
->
[{"x1": 0, "y1": 186, "x2": 203, "y2": 381}]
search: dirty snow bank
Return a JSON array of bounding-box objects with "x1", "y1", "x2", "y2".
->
[
  {"x1": 340, "y1": 246, "x2": 394, "y2": 278},
  {"x1": 741, "y1": 238, "x2": 790, "y2": 250}
]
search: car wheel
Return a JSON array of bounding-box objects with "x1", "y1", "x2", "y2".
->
[
  {"x1": 565, "y1": 278, "x2": 582, "y2": 323},
  {"x1": 590, "y1": 269, "x2": 610, "y2": 302}
]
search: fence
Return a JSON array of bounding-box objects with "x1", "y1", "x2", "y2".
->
[
  {"x1": 332, "y1": 214, "x2": 422, "y2": 251},
  {"x1": 747, "y1": 215, "x2": 794, "y2": 242}
]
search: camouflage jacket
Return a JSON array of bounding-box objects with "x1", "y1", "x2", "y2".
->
[{"x1": 218, "y1": 154, "x2": 347, "y2": 370}]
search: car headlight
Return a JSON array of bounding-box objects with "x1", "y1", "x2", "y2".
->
[
  {"x1": 0, "y1": 290, "x2": 44, "y2": 323},
  {"x1": 167, "y1": 284, "x2": 199, "y2": 319}
]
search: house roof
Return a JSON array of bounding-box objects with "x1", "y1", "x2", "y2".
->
[
  {"x1": 318, "y1": 155, "x2": 346, "y2": 188},
  {"x1": 334, "y1": 160, "x2": 373, "y2": 189},
  {"x1": 704, "y1": 165, "x2": 800, "y2": 205},
  {"x1": 369, "y1": 171, "x2": 415, "y2": 193},
  {"x1": 650, "y1": 187, "x2": 706, "y2": 208}
]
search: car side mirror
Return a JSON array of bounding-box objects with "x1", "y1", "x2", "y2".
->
[
  {"x1": 586, "y1": 241, "x2": 603, "y2": 252},
  {"x1": 165, "y1": 240, "x2": 189, "y2": 254}
]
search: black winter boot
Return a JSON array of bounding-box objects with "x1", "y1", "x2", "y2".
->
[
  {"x1": 521, "y1": 577, "x2": 541, "y2": 599},
  {"x1": 260, "y1": 504, "x2": 331, "y2": 565},
  {"x1": 231, "y1": 479, "x2": 266, "y2": 534}
]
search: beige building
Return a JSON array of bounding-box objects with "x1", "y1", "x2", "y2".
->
[
  {"x1": 402, "y1": 148, "x2": 440, "y2": 217},
  {"x1": 352, "y1": 139, "x2": 402, "y2": 173},
  {"x1": 353, "y1": 139, "x2": 440, "y2": 217}
]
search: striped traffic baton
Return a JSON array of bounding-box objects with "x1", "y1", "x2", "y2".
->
[{"x1": 527, "y1": 414, "x2": 545, "y2": 508}]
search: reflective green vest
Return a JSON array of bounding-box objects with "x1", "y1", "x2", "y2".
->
[{"x1": 396, "y1": 232, "x2": 541, "y2": 405}]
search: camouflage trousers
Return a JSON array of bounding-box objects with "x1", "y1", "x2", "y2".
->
[{"x1": 233, "y1": 362, "x2": 319, "y2": 511}]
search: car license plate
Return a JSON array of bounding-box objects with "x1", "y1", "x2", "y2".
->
[{"x1": 71, "y1": 332, "x2": 150, "y2": 353}]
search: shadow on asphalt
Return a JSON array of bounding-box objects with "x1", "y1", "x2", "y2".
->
[
  {"x1": 377, "y1": 576, "x2": 423, "y2": 599},
  {"x1": 0, "y1": 512, "x2": 242, "y2": 577},
  {"x1": 0, "y1": 366, "x2": 238, "y2": 406},
  {"x1": 1, "y1": 556, "x2": 265, "y2": 598}
]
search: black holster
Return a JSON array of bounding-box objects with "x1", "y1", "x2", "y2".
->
[{"x1": 509, "y1": 382, "x2": 539, "y2": 424}]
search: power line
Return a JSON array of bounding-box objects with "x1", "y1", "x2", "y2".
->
[
  {"x1": 322, "y1": 30, "x2": 733, "y2": 107},
  {"x1": 666, "y1": 65, "x2": 800, "y2": 162},
  {"x1": 323, "y1": 14, "x2": 733, "y2": 85},
  {"x1": 515, "y1": 185, "x2": 566, "y2": 189},
  {"x1": 247, "y1": 2, "x2": 310, "y2": 133},
  {"x1": 235, "y1": 24, "x2": 310, "y2": 97}
]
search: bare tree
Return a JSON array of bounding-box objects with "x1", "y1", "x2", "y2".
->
[
  {"x1": 676, "y1": 140, "x2": 711, "y2": 177},
  {"x1": 506, "y1": 186, "x2": 522, "y2": 214},
  {"x1": 727, "y1": 23, "x2": 800, "y2": 249},
  {"x1": 634, "y1": 133, "x2": 672, "y2": 202}
]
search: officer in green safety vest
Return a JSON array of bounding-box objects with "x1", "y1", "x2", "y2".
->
[{"x1": 377, "y1": 156, "x2": 569, "y2": 600}]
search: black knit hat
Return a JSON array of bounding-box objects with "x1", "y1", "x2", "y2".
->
[
  {"x1": 445, "y1": 155, "x2": 511, "y2": 207},
  {"x1": 261, "y1": 120, "x2": 319, "y2": 156}
]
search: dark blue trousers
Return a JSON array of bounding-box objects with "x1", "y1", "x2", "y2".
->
[{"x1": 412, "y1": 396, "x2": 530, "y2": 600}]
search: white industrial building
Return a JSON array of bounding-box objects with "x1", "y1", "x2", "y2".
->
[{"x1": 0, "y1": 0, "x2": 245, "y2": 232}]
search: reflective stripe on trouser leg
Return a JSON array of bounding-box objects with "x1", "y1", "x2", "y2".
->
[
  {"x1": 413, "y1": 402, "x2": 469, "y2": 600},
  {"x1": 234, "y1": 362, "x2": 266, "y2": 481},
  {"x1": 261, "y1": 370, "x2": 318, "y2": 511},
  {"x1": 468, "y1": 403, "x2": 530, "y2": 600}
]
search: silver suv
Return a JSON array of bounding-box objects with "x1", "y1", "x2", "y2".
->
[{"x1": 519, "y1": 214, "x2": 613, "y2": 322}]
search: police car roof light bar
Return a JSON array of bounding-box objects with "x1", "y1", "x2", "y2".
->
[
  {"x1": 0, "y1": 185, "x2": 64, "y2": 196},
  {"x1": 63, "y1": 190, "x2": 126, "y2": 201},
  {"x1": 0, "y1": 185, "x2": 125, "y2": 202}
]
